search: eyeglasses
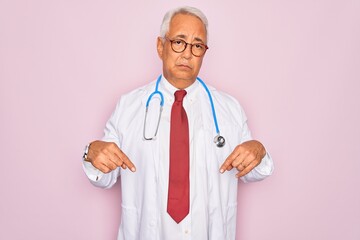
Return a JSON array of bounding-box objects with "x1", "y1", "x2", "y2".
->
[{"x1": 164, "y1": 37, "x2": 209, "y2": 57}]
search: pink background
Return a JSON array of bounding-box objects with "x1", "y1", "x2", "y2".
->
[{"x1": 1, "y1": 0, "x2": 359, "y2": 239}]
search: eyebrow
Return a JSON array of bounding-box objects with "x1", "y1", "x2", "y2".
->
[{"x1": 172, "y1": 34, "x2": 205, "y2": 44}]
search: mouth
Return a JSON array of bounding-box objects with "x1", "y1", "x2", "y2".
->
[{"x1": 176, "y1": 64, "x2": 192, "y2": 70}]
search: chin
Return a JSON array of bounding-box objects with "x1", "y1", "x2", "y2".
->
[{"x1": 174, "y1": 72, "x2": 196, "y2": 81}]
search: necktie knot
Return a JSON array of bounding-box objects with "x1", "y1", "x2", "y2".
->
[{"x1": 174, "y1": 90, "x2": 187, "y2": 102}]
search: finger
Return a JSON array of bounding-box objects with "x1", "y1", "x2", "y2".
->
[
  {"x1": 88, "y1": 141, "x2": 133, "y2": 172},
  {"x1": 105, "y1": 143, "x2": 124, "y2": 166},
  {"x1": 231, "y1": 151, "x2": 249, "y2": 168},
  {"x1": 227, "y1": 149, "x2": 250, "y2": 174},
  {"x1": 105, "y1": 143, "x2": 134, "y2": 172},
  {"x1": 239, "y1": 149, "x2": 262, "y2": 168},
  {"x1": 100, "y1": 150, "x2": 119, "y2": 170},
  {"x1": 235, "y1": 162, "x2": 246, "y2": 172},
  {"x1": 97, "y1": 157, "x2": 118, "y2": 172},
  {"x1": 104, "y1": 158, "x2": 118, "y2": 171},
  {"x1": 221, "y1": 143, "x2": 254, "y2": 173},
  {"x1": 121, "y1": 163, "x2": 127, "y2": 170},
  {"x1": 234, "y1": 153, "x2": 254, "y2": 172},
  {"x1": 89, "y1": 142, "x2": 123, "y2": 167},
  {"x1": 111, "y1": 146, "x2": 136, "y2": 172},
  {"x1": 226, "y1": 165, "x2": 233, "y2": 171},
  {"x1": 220, "y1": 149, "x2": 239, "y2": 173},
  {"x1": 236, "y1": 161, "x2": 258, "y2": 178},
  {"x1": 119, "y1": 152, "x2": 136, "y2": 172},
  {"x1": 236, "y1": 150, "x2": 263, "y2": 175},
  {"x1": 92, "y1": 161, "x2": 111, "y2": 174}
]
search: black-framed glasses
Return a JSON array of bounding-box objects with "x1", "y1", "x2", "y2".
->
[{"x1": 164, "y1": 37, "x2": 209, "y2": 57}]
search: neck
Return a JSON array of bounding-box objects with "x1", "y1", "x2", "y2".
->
[{"x1": 165, "y1": 77, "x2": 196, "y2": 89}]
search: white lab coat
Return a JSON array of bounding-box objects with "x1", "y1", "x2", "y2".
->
[{"x1": 83, "y1": 76, "x2": 274, "y2": 240}]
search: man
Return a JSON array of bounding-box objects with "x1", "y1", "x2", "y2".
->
[{"x1": 83, "y1": 6, "x2": 274, "y2": 240}]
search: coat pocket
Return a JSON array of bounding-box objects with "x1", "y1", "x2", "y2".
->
[
  {"x1": 208, "y1": 202, "x2": 238, "y2": 240},
  {"x1": 119, "y1": 205, "x2": 140, "y2": 240}
]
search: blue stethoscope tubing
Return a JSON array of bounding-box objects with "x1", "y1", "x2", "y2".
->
[{"x1": 144, "y1": 75, "x2": 225, "y2": 147}]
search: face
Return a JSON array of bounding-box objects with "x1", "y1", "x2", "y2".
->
[{"x1": 157, "y1": 13, "x2": 207, "y2": 89}]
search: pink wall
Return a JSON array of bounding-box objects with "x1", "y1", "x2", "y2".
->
[{"x1": 1, "y1": 0, "x2": 359, "y2": 239}]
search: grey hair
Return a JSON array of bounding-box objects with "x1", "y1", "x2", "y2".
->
[{"x1": 160, "y1": 6, "x2": 209, "y2": 42}]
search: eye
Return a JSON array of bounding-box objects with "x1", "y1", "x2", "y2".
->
[
  {"x1": 194, "y1": 44, "x2": 204, "y2": 49},
  {"x1": 174, "y1": 39, "x2": 184, "y2": 45}
]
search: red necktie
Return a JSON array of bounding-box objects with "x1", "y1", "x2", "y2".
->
[{"x1": 167, "y1": 90, "x2": 189, "y2": 223}]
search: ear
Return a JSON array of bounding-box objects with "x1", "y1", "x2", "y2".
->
[{"x1": 157, "y1": 37, "x2": 164, "y2": 60}]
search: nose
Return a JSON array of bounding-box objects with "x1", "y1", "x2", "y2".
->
[{"x1": 181, "y1": 43, "x2": 192, "y2": 59}]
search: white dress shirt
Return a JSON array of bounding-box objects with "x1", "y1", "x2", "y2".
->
[{"x1": 83, "y1": 76, "x2": 274, "y2": 240}]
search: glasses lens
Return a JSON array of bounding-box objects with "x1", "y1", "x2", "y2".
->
[
  {"x1": 171, "y1": 39, "x2": 186, "y2": 52},
  {"x1": 191, "y1": 43, "x2": 206, "y2": 57},
  {"x1": 168, "y1": 38, "x2": 207, "y2": 57}
]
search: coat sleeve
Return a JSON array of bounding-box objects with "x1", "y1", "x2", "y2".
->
[
  {"x1": 227, "y1": 95, "x2": 274, "y2": 183},
  {"x1": 239, "y1": 115, "x2": 274, "y2": 183},
  {"x1": 82, "y1": 97, "x2": 124, "y2": 189}
]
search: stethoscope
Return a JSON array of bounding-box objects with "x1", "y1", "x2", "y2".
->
[{"x1": 143, "y1": 75, "x2": 225, "y2": 148}]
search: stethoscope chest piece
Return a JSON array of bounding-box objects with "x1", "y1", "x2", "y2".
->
[{"x1": 214, "y1": 135, "x2": 225, "y2": 148}]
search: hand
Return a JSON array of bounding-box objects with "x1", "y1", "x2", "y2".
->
[
  {"x1": 86, "y1": 140, "x2": 136, "y2": 174},
  {"x1": 220, "y1": 140, "x2": 266, "y2": 178}
]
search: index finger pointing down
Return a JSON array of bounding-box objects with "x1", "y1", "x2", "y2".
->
[
  {"x1": 220, "y1": 151, "x2": 238, "y2": 173},
  {"x1": 111, "y1": 144, "x2": 136, "y2": 172}
]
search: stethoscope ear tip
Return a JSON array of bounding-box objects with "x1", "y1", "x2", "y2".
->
[{"x1": 214, "y1": 135, "x2": 225, "y2": 148}]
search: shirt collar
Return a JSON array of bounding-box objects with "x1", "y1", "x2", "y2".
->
[{"x1": 159, "y1": 75, "x2": 200, "y2": 105}]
